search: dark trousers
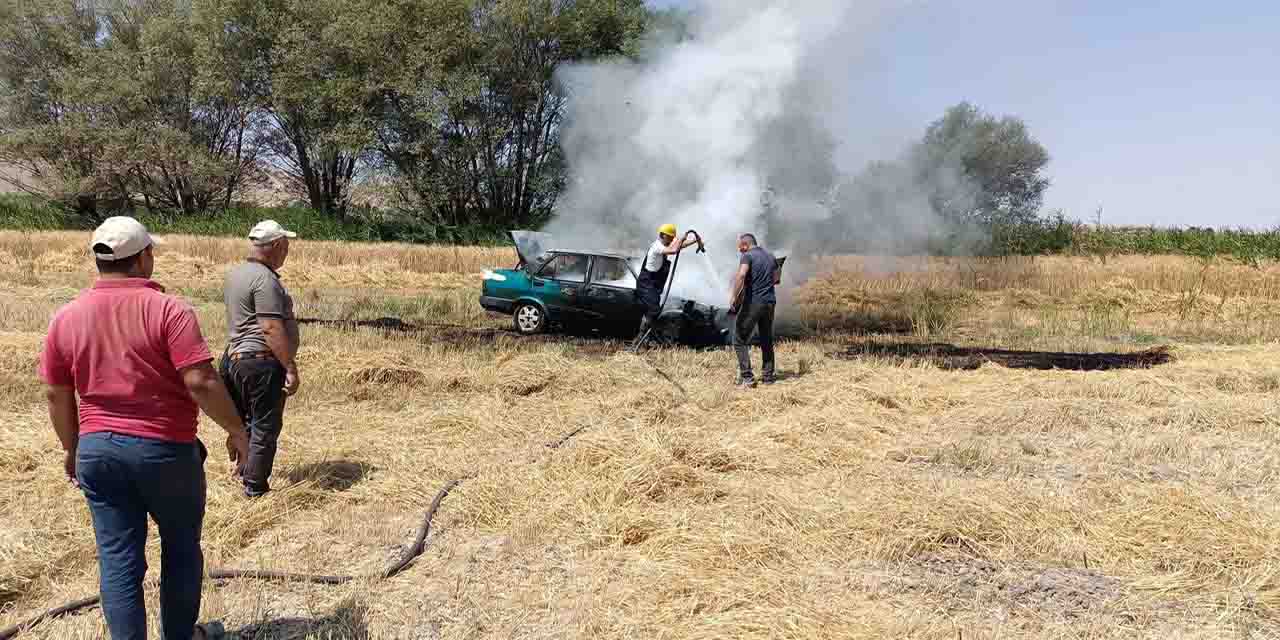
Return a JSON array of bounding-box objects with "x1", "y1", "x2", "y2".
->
[
  {"x1": 632, "y1": 279, "x2": 664, "y2": 343},
  {"x1": 76, "y1": 432, "x2": 207, "y2": 640},
  {"x1": 733, "y1": 302, "x2": 776, "y2": 381},
  {"x1": 220, "y1": 356, "x2": 286, "y2": 496}
]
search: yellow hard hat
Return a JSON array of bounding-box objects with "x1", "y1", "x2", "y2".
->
[{"x1": 657, "y1": 223, "x2": 677, "y2": 237}]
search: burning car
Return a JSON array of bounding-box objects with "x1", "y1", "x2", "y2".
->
[{"x1": 479, "y1": 231, "x2": 732, "y2": 345}]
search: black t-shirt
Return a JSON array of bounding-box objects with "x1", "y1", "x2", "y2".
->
[{"x1": 740, "y1": 247, "x2": 777, "y2": 305}]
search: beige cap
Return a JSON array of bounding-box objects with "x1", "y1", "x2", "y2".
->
[
  {"x1": 91, "y1": 216, "x2": 159, "y2": 261},
  {"x1": 249, "y1": 220, "x2": 297, "y2": 245}
]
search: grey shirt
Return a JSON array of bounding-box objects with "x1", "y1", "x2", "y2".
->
[
  {"x1": 740, "y1": 246, "x2": 778, "y2": 305},
  {"x1": 224, "y1": 259, "x2": 299, "y2": 356}
]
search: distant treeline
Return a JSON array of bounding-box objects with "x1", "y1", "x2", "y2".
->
[{"x1": 5, "y1": 194, "x2": 1278, "y2": 260}]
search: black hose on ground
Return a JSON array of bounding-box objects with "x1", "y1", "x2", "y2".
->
[
  {"x1": 3, "y1": 245, "x2": 710, "y2": 638},
  {"x1": 0, "y1": 479, "x2": 463, "y2": 640}
]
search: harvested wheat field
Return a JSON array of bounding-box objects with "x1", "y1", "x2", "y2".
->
[{"x1": 2, "y1": 231, "x2": 1279, "y2": 639}]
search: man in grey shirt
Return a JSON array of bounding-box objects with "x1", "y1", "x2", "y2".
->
[
  {"x1": 220, "y1": 220, "x2": 300, "y2": 497},
  {"x1": 729, "y1": 233, "x2": 781, "y2": 387}
]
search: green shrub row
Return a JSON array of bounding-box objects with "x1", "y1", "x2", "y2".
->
[{"x1": 0, "y1": 195, "x2": 509, "y2": 246}]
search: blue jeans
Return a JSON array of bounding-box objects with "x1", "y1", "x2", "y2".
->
[{"x1": 76, "y1": 432, "x2": 207, "y2": 640}]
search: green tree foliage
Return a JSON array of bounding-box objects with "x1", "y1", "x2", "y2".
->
[
  {"x1": 1, "y1": 0, "x2": 650, "y2": 225},
  {"x1": 0, "y1": 0, "x2": 260, "y2": 217},
  {"x1": 374, "y1": 0, "x2": 648, "y2": 228},
  {"x1": 912, "y1": 101, "x2": 1051, "y2": 227},
  {"x1": 824, "y1": 102, "x2": 1053, "y2": 255},
  {"x1": 205, "y1": 0, "x2": 391, "y2": 218},
  {"x1": 0, "y1": 1, "x2": 110, "y2": 214}
]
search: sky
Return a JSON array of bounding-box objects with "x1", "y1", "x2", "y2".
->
[{"x1": 645, "y1": 0, "x2": 1280, "y2": 228}]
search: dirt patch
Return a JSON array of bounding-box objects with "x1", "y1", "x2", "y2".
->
[
  {"x1": 830, "y1": 341, "x2": 1174, "y2": 371},
  {"x1": 878, "y1": 556, "x2": 1124, "y2": 617}
]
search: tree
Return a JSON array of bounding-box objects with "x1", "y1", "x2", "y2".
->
[
  {"x1": 77, "y1": 0, "x2": 262, "y2": 214},
  {"x1": 820, "y1": 102, "x2": 1052, "y2": 256},
  {"x1": 0, "y1": 0, "x2": 262, "y2": 216},
  {"x1": 198, "y1": 0, "x2": 382, "y2": 218},
  {"x1": 911, "y1": 102, "x2": 1051, "y2": 227},
  {"x1": 0, "y1": 1, "x2": 114, "y2": 215},
  {"x1": 375, "y1": 0, "x2": 649, "y2": 228}
]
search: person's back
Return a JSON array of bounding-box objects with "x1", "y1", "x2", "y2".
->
[
  {"x1": 44, "y1": 280, "x2": 209, "y2": 442},
  {"x1": 739, "y1": 245, "x2": 778, "y2": 307},
  {"x1": 730, "y1": 234, "x2": 779, "y2": 387},
  {"x1": 224, "y1": 259, "x2": 297, "y2": 356},
  {"x1": 220, "y1": 220, "x2": 300, "y2": 499},
  {"x1": 38, "y1": 216, "x2": 247, "y2": 640}
]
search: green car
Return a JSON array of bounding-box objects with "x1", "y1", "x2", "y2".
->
[{"x1": 480, "y1": 231, "x2": 730, "y2": 344}]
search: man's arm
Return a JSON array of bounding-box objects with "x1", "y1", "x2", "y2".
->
[
  {"x1": 252, "y1": 277, "x2": 300, "y2": 395},
  {"x1": 46, "y1": 385, "x2": 79, "y2": 485},
  {"x1": 661, "y1": 234, "x2": 702, "y2": 255},
  {"x1": 730, "y1": 263, "x2": 749, "y2": 312},
  {"x1": 182, "y1": 362, "x2": 245, "y2": 433},
  {"x1": 46, "y1": 385, "x2": 78, "y2": 449},
  {"x1": 182, "y1": 362, "x2": 249, "y2": 465},
  {"x1": 259, "y1": 317, "x2": 299, "y2": 395},
  {"x1": 258, "y1": 317, "x2": 295, "y2": 368}
]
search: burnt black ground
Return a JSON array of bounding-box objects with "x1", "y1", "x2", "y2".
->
[{"x1": 830, "y1": 342, "x2": 1174, "y2": 371}]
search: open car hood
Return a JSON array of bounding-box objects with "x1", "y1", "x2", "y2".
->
[{"x1": 510, "y1": 230, "x2": 556, "y2": 267}]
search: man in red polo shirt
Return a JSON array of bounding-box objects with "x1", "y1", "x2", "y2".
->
[{"x1": 39, "y1": 216, "x2": 249, "y2": 640}]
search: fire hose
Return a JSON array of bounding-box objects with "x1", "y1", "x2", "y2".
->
[
  {"x1": 1, "y1": 373, "x2": 687, "y2": 640},
  {"x1": 0, "y1": 479, "x2": 464, "y2": 639},
  {"x1": 4, "y1": 232, "x2": 713, "y2": 638}
]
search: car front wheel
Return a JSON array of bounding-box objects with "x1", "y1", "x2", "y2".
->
[{"x1": 513, "y1": 302, "x2": 546, "y2": 335}]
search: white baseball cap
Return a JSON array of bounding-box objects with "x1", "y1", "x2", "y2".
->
[
  {"x1": 248, "y1": 220, "x2": 297, "y2": 245},
  {"x1": 91, "y1": 216, "x2": 159, "y2": 261}
]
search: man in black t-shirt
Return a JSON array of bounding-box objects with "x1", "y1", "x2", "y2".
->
[{"x1": 729, "y1": 233, "x2": 781, "y2": 386}]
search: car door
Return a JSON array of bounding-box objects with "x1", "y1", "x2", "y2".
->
[
  {"x1": 580, "y1": 255, "x2": 640, "y2": 329},
  {"x1": 531, "y1": 253, "x2": 589, "y2": 321}
]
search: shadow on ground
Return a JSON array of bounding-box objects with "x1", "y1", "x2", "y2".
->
[
  {"x1": 830, "y1": 342, "x2": 1175, "y2": 371},
  {"x1": 285, "y1": 460, "x2": 371, "y2": 492},
  {"x1": 230, "y1": 599, "x2": 369, "y2": 639}
]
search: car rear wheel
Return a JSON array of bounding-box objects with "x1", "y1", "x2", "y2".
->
[{"x1": 513, "y1": 302, "x2": 546, "y2": 335}]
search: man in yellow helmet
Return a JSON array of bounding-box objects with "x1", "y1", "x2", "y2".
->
[{"x1": 633, "y1": 223, "x2": 703, "y2": 346}]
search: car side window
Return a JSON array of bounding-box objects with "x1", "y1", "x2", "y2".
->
[
  {"x1": 538, "y1": 254, "x2": 587, "y2": 283},
  {"x1": 590, "y1": 256, "x2": 636, "y2": 289}
]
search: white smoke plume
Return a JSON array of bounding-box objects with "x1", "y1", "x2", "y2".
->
[{"x1": 547, "y1": 0, "x2": 903, "y2": 306}]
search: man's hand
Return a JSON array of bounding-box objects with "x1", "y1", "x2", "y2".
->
[
  {"x1": 226, "y1": 430, "x2": 249, "y2": 476},
  {"x1": 63, "y1": 448, "x2": 79, "y2": 487},
  {"x1": 284, "y1": 368, "x2": 300, "y2": 396}
]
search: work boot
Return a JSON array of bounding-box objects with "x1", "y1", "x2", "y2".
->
[{"x1": 736, "y1": 375, "x2": 756, "y2": 388}]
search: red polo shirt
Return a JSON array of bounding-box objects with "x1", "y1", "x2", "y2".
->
[{"x1": 38, "y1": 278, "x2": 213, "y2": 443}]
